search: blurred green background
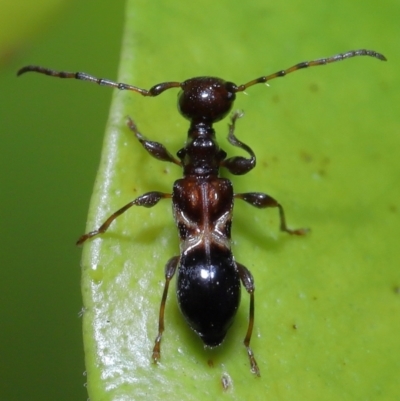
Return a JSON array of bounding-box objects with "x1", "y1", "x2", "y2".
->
[{"x1": 1, "y1": 1, "x2": 124, "y2": 400}]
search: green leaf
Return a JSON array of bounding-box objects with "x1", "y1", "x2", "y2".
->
[{"x1": 81, "y1": 1, "x2": 399, "y2": 400}]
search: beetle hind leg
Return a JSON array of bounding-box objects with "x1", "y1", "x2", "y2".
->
[
  {"x1": 237, "y1": 262, "x2": 260, "y2": 376},
  {"x1": 152, "y1": 256, "x2": 179, "y2": 363}
]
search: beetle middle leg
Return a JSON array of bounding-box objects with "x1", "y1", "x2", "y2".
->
[
  {"x1": 76, "y1": 191, "x2": 171, "y2": 245},
  {"x1": 235, "y1": 192, "x2": 308, "y2": 235},
  {"x1": 237, "y1": 262, "x2": 260, "y2": 376}
]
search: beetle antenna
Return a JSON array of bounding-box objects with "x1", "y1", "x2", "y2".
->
[
  {"x1": 17, "y1": 65, "x2": 182, "y2": 97},
  {"x1": 235, "y1": 49, "x2": 387, "y2": 92}
]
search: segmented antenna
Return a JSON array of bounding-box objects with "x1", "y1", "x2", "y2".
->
[
  {"x1": 235, "y1": 49, "x2": 386, "y2": 92},
  {"x1": 17, "y1": 49, "x2": 386, "y2": 96}
]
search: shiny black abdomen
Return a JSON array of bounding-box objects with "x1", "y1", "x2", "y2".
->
[{"x1": 177, "y1": 245, "x2": 240, "y2": 347}]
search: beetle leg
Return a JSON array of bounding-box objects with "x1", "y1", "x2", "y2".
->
[
  {"x1": 235, "y1": 192, "x2": 308, "y2": 235},
  {"x1": 152, "y1": 256, "x2": 180, "y2": 362},
  {"x1": 237, "y1": 262, "x2": 260, "y2": 376},
  {"x1": 127, "y1": 117, "x2": 181, "y2": 166},
  {"x1": 77, "y1": 192, "x2": 171, "y2": 245},
  {"x1": 221, "y1": 111, "x2": 256, "y2": 175}
]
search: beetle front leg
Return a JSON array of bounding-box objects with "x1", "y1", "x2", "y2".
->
[
  {"x1": 127, "y1": 117, "x2": 181, "y2": 166},
  {"x1": 235, "y1": 192, "x2": 308, "y2": 235},
  {"x1": 77, "y1": 191, "x2": 171, "y2": 245},
  {"x1": 221, "y1": 111, "x2": 256, "y2": 175}
]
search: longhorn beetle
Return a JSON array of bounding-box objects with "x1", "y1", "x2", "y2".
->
[{"x1": 18, "y1": 49, "x2": 386, "y2": 376}]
